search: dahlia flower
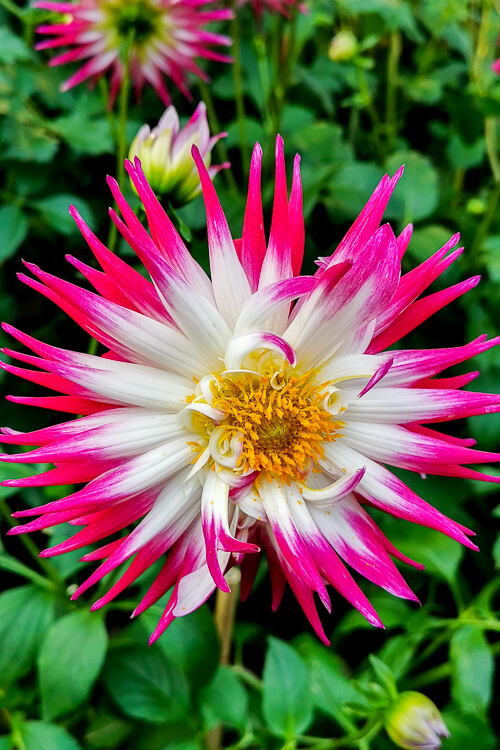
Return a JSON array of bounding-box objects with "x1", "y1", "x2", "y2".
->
[
  {"x1": 128, "y1": 102, "x2": 229, "y2": 205},
  {"x1": 2, "y1": 137, "x2": 500, "y2": 645},
  {"x1": 34, "y1": 0, "x2": 233, "y2": 106},
  {"x1": 237, "y1": 0, "x2": 302, "y2": 18}
]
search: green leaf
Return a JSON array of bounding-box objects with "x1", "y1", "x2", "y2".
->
[
  {"x1": 44, "y1": 523, "x2": 89, "y2": 579},
  {"x1": 0, "y1": 206, "x2": 28, "y2": 262},
  {"x1": 385, "y1": 151, "x2": 439, "y2": 222},
  {"x1": 141, "y1": 604, "x2": 219, "y2": 688},
  {"x1": 450, "y1": 626, "x2": 494, "y2": 716},
  {"x1": 0, "y1": 28, "x2": 33, "y2": 63},
  {"x1": 52, "y1": 113, "x2": 114, "y2": 156},
  {"x1": 482, "y1": 235, "x2": 500, "y2": 284},
  {"x1": 294, "y1": 635, "x2": 362, "y2": 730},
  {"x1": 493, "y1": 532, "x2": 500, "y2": 569},
  {"x1": 85, "y1": 712, "x2": 133, "y2": 749},
  {"x1": 18, "y1": 721, "x2": 83, "y2": 750},
  {"x1": 0, "y1": 551, "x2": 52, "y2": 588},
  {"x1": 0, "y1": 585, "x2": 55, "y2": 684},
  {"x1": 326, "y1": 162, "x2": 385, "y2": 221},
  {"x1": 383, "y1": 523, "x2": 464, "y2": 585},
  {"x1": 103, "y1": 646, "x2": 189, "y2": 724},
  {"x1": 441, "y1": 708, "x2": 496, "y2": 750},
  {"x1": 0, "y1": 462, "x2": 33, "y2": 499},
  {"x1": 0, "y1": 738, "x2": 10, "y2": 750},
  {"x1": 368, "y1": 655, "x2": 398, "y2": 699},
  {"x1": 34, "y1": 195, "x2": 94, "y2": 237},
  {"x1": 201, "y1": 666, "x2": 248, "y2": 731},
  {"x1": 408, "y1": 224, "x2": 456, "y2": 264},
  {"x1": 262, "y1": 637, "x2": 313, "y2": 739},
  {"x1": 1, "y1": 117, "x2": 59, "y2": 163},
  {"x1": 38, "y1": 611, "x2": 108, "y2": 720},
  {"x1": 446, "y1": 134, "x2": 485, "y2": 170}
]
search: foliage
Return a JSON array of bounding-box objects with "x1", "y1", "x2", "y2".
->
[{"x1": 0, "y1": 0, "x2": 500, "y2": 749}]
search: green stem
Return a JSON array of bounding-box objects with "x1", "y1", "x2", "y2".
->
[
  {"x1": 0, "y1": 500, "x2": 63, "y2": 588},
  {"x1": 485, "y1": 116, "x2": 500, "y2": 182},
  {"x1": 107, "y1": 34, "x2": 133, "y2": 252},
  {"x1": 355, "y1": 63, "x2": 384, "y2": 162},
  {"x1": 198, "y1": 79, "x2": 239, "y2": 194},
  {"x1": 296, "y1": 714, "x2": 383, "y2": 749},
  {"x1": 231, "y1": 1, "x2": 248, "y2": 177},
  {"x1": 385, "y1": 31, "x2": 401, "y2": 150},
  {"x1": 0, "y1": 0, "x2": 24, "y2": 19},
  {"x1": 469, "y1": 179, "x2": 500, "y2": 267}
]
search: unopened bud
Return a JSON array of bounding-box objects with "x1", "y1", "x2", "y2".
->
[
  {"x1": 385, "y1": 692, "x2": 450, "y2": 750},
  {"x1": 328, "y1": 30, "x2": 358, "y2": 62},
  {"x1": 128, "y1": 102, "x2": 229, "y2": 206}
]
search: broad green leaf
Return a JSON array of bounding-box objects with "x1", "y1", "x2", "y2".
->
[
  {"x1": 450, "y1": 626, "x2": 494, "y2": 716},
  {"x1": 442, "y1": 708, "x2": 496, "y2": 750},
  {"x1": 19, "y1": 721, "x2": 83, "y2": 750},
  {"x1": 482, "y1": 235, "x2": 500, "y2": 284},
  {"x1": 337, "y1": 596, "x2": 413, "y2": 634},
  {"x1": 103, "y1": 646, "x2": 189, "y2": 724},
  {"x1": 85, "y1": 712, "x2": 133, "y2": 749},
  {"x1": 1, "y1": 117, "x2": 59, "y2": 163},
  {"x1": 294, "y1": 635, "x2": 362, "y2": 729},
  {"x1": 44, "y1": 523, "x2": 89, "y2": 579},
  {"x1": 52, "y1": 113, "x2": 114, "y2": 156},
  {"x1": 382, "y1": 523, "x2": 463, "y2": 585},
  {"x1": 262, "y1": 637, "x2": 313, "y2": 739},
  {"x1": 446, "y1": 135, "x2": 485, "y2": 170},
  {"x1": 34, "y1": 195, "x2": 94, "y2": 237},
  {"x1": 0, "y1": 738, "x2": 10, "y2": 750},
  {"x1": 408, "y1": 224, "x2": 456, "y2": 264},
  {"x1": 0, "y1": 28, "x2": 33, "y2": 63},
  {"x1": 385, "y1": 151, "x2": 439, "y2": 222},
  {"x1": 140, "y1": 604, "x2": 219, "y2": 688},
  {"x1": 326, "y1": 162, "x2": 385, "y2": 221},
  {"x1": 0, "y1": 206, "x2": 28, "y2": 263},
  {"x1": 201, "y1": 666, "x2": 248, "y2": 731},
  {"x1": 0, "y1": 462, "x2": 32, "y2": 499},
  {"x1": 38, "y1": 611, "x2": 107, "y2": 720},
  {"x1": 0, "y1": 585, "x2": 55, "y2": 684}
]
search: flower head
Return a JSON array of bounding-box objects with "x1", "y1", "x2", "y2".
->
[
  {"x1": 129, "y1": 102, "x2": 229, "y2": 205},
  {"x1": 385, "y1": 692, "x2": 450, "y2": 750},
  {"x1": 2, "y1": 138, "x2": 500, "y2": 644},
  {"x1": 34, "y1": 0, "x2": 233, "y2": 106}
]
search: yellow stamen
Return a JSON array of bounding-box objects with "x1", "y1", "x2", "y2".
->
[{"x1": 211, "y1": 369, "x2": 342, "y2": 482}]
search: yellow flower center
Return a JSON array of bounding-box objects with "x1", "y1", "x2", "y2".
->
[
  {"x1": 103, "y1": 0, "x2": 163, "y2": 45},
  {"x1": 211, "y1": 369, "x2": 342, "y2": 481}
]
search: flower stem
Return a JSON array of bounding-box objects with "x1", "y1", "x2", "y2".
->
[
  {"x1": 231, "y1": 1, "x2": 248, "y2": 177},
  {"x1": 107, "y1": 33, "x2": 133, "y2": 253},
  {"x1": 206, "y1": 567, "x2": 241, "y2": 750},
  {"x1": 385, "y1": 31, "x2": 401, "y2": 150},
  {"x1": 297, "y1": 715, "x2": 383, "y2": 749}
]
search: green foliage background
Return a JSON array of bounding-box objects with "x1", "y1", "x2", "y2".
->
[{"x1": 0, "y1": 1, "x2": 500, "y2": 748}]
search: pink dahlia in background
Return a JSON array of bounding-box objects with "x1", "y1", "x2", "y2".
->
[
  {"x1": 2, "y1": 137, "x2": 500, "y2": 645},
  {"x1": 129, "y1": 102, "x2": 229, "y2": 205},
  {"x1": 34, "y1": 0, "x2": 233, "y2": 106},
  {"x1": 237, "y1": 0, "x2": 303, "y2": 17}
]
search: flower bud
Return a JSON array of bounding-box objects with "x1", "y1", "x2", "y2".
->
[
  {"x1": 328, "y1": 30, "x2": 358, "y2": 62},
  {"x1": 128, "y1": 102, "x2": 229, "y2": 206},
  {"x1": 385, "y1": 692, "x2": 450, "y2": 750}
]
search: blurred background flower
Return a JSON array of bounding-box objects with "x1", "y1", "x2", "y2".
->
[
  {"x1": 34, "y1": 0, "x2": 233, "y2": 106},
  {"x1": 128, "y1": 102, "x2": 229, "y2": 205}
]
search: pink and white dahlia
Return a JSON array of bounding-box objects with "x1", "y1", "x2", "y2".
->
[
  {"x1": 34, "y1": 0, "x2": 233, "y2": 106},
  {"x1": 129, "y1": 102, "x2": 229, "y2": 205},
  {"x1": 237, "y1": 0, "x2": 302, "y2": 18},
  {"x1": 2, "y1": 138, "x2": 500, "y2": 645}
]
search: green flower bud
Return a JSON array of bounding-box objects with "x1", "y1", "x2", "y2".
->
[
  {"x1": 328, "y1": 30, "x2": 358, "y2": 62},
  {"x1": 385, "y1": 692, "x2": 450, "y2": 750},
  {"x1": 128, "y1": 102, "x2": 229, "y2": 206}
]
